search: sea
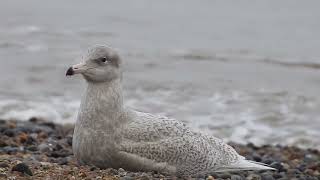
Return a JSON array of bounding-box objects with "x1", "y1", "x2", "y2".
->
[{"x1": 0, "y1": 0, "x2": 319, "y2": 149}]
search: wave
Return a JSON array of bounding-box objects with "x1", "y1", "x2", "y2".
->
[
  {"x1": 0, "y1": 98, "x2": 80, "y2": 124},
  {"x1": 169, "y1": 49, "x2": 320, "y2": 70},
  {"x1": 0, "y1": 88, "x2": 319, "y2": 149}
]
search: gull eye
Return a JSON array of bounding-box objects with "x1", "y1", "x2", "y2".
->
[{"x1": 100, "y1": 57, "x2": 108, "y2": 63}]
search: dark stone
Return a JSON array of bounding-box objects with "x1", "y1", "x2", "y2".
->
[
  {"x1": 219, "y1": 173, "x2": 231, "y2": 179},
  {"x1": 16, "y1": 125, "x2": 53, "y2": 135},
  {"x1": 2, "y1": 146, "x2": 19, "y2": 154},
  {"x1": 297, "y1": 163, "x2": 307, "y2": 172},
  {"x1": 288, "y1": 168, "x2": 302, "y2": 175},
  {"x1": 0, "y1": 126, "x2": 7, "y2": 133},
  {"x1": 40, "y1": 122, "x2": 56, "y2": 129},
  {"x1": 54, "y1": 143, "x2": 63, "y2": 151},
  {"x1": 210, "y1": 172, "x2": 220, "y2": 178},
  {"x1": 25, "y1": 136, "x2": 36, "y2": 145},
  {"x1": 49, "y1": 149, "x2": 72, "y2": 158},
  {"x1": 0, "y1": 174, "x2": 6, "y2": 179},
  {"x1": 29, "y1": 117, "x2": 38, "y2": 122},
  {"x1": 3, "y1": 129, "x2": 15, "y2": 137},
  {"x1": 12, "y1": 163, "x2": 33, "y2": 176},
  {"x1": 307, "y1": 162, "x2": 320, "y2": 170},
  {"x1": 57, "y1": 158, "x2": 68, "y2": 165},
  {"x1": 270, "y1": 162, "x2": 285, "y2": 172},
  {"x1": 247, "y1": 142, "x2": 259, "y2": 150},
  {"x1": 262, "y1": 158, "x2": 273, "y2": 165},
  {"x1": 27, "y1": 145, "x2": 38, "y2": 152},
  {"x1": 261, "y1": 174, "x2": 275, "y2": 180},
  {"x1": 15, "y1": 126, "x2": 34, "y2": 133},
  {"x1": 0, "y1": 162, "x2": 9, "y2": 168},
  {"x1": 252, "y1": 153, "x2": 262, "y2": 162},
  {"x1": 0, "y1": 139, "x2": 8, "y2": 147},
  {"x1": 66, "y1": 136, "x2": 73, "y2": 146},
  {"x1": 272, "y1": 172, "x2": 283, "y2": 179},
  {"x1": 107, "y1": 168, "x2": 118, "y2": 175}
]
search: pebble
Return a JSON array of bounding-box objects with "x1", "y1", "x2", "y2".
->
[
  {"x1": 270, "y1": 162, "x2": 285, "y2": 172},
  {"x1": 40, "y1": 122, "x2": 56, "y2": 129},
  {"x1": 38, "y1": 143, "x2": 51, "y2": 153},
  {"x1": 0, "y1": 119, "x2": 319, "y2": 179},
  {"x1": 18, "y1": 132, "x2": 29, "y2": 143},
  {"x1": 49, "y1": 149, "x2": 71, "y2": 158},
  {"x1": 66, "y1": 136, "x2": 73, "y2": 146},
  {"x1": 126, "y1": 172, "x2": 135, "y2": 177},
  {"x1": 0, "y1": 173, "x2": 6, "y2": 179},
  {"x1": 107, "y1": 168, "x2": 118, "y2": 175},
  {"x1": 2, "y1": 146, "x2": 19, "y2": 154},
  {"x1": 252, "y1": 153, "x2": 262, "y2": 162},
  {"x1": 11, "y1": 163, "x2": 33, "y2": 176},
  {"x1": 231, "y1": 175, "x2": 244, "y2": 180},
  {"x1": 3, "y1": 129, "x2": 15, "y2": 137},
  {"x1": 261, "y1": 159, "x2": 273, "y2": 165},
  {"x1": 0, "y1": 163, "x2": 9, "y2": 168},
  {"x1": 246, "y1": 174, "x2": 261, "y2": 180},
  {"x1": 121, "y1": 176, "x2": 134, "y2": 180},
  {"x1": 260, "y1": 174, "x2": 275, "y2": 180},
  {"x1": 57, "y1": 158, "x2": 69, "y2": 165},
  {"x1": 219, "y1": 173, "x2": 231, "y2": 179},
  {"x1": 27, "y1": 145, "x2": 38, "y2": 152},
  {"x1": 118, "y1": 168, "x2": 127, "y2": 177},
  {"x1": 0, "y1": 119, "x2": 6, "y2": 124}
]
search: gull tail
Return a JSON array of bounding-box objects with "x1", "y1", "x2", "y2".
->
[{"x1": 215, "y1": 158, "x2": 276, "y2": 172}]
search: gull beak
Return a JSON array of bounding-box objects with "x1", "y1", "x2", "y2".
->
[{"x1": 66, "y1": 62, "x2": 87, "y2": 76}]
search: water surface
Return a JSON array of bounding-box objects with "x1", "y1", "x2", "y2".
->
[{"x1": 0, "y1": 0, "x2": 319, "y2": 148}]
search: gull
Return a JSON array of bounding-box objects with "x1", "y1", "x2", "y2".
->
[{"x1": 66, "y1": 45, "x2": 275, "y2": 176}]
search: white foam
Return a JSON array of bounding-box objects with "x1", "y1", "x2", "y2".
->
[
  {"x1": 0, "y1": 88, "x2": 319, "y2": 149},
  {"x1": 0, "y1": 98, "x2": 80, "y2": 124}
]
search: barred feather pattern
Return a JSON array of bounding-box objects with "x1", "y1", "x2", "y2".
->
[
  {"x1": 119, "y1": 111, "x2": 240, "y2": 176},
  {"x1": 71, "y1": 46, "x2": 271, "y2": 177}
]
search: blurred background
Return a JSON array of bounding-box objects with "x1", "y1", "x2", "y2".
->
[{"x1": 0, "y1": 0, "x2": 319, "y2": 149}]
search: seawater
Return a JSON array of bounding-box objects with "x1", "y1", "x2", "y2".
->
[{"x1": 0, "y1": 0, "x2": 319, "y2": 148}]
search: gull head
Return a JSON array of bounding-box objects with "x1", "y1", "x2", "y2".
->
[{"x1": 66, "y1": 45, "x2": 122, "y2": 83}]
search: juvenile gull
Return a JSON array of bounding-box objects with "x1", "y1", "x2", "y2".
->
[{"x1": 66, "y1": 45, "x2": 275, "y2": 176}]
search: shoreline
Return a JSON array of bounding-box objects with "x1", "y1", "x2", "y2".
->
[{"x1": 0, "y1": 118, "x2": 319, "y2": 179}]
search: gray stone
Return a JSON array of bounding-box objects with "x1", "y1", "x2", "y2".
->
[
  {"x1": 231, "y1": 174, "x2": 244, "y2": 180},
  {"x1": 120, "y1": 176, "x2": 134, "y2": 180},
  {"x1": 246, "y1": 174, "x2": 262, "y2": 180},
  {"x1": 261, "y1": 174, "x2": 275, "y2": 180}
]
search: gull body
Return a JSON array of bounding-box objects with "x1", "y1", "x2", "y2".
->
[{"x1": 67, "y1": 46, "x2": 275, "y2": 176}]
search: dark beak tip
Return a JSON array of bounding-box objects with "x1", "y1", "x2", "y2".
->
[{"x1": 66, "y1": 67, "x2": 74, "y2": 76}]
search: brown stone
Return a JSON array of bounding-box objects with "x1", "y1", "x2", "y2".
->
[{"x1": 18, "y1": 133, "x2": 28, "y2": 143}]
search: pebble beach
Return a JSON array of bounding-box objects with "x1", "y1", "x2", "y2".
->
[{"x1": 0, "y1": 118, "x2": 319, "y2": 180}]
